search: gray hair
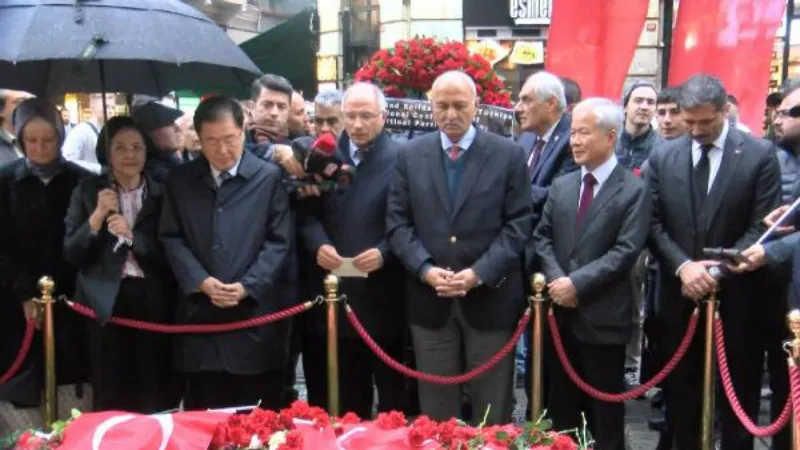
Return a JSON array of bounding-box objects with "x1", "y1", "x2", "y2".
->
[
  {"x1": 342, "y1": 82, "x2": 388, "y2": 112},
  {"x1": 574, "y1": 97, "x2": 624, "y2": 140},
  {"x1": 314, "y1": 90, "x2": 343, "y2": 108},
  {"x1": 678, "y1": 74, "x2": 728, "y2": 111},
  {"x1": 432, "y1": 71, "x2": 477, "y2": 99},
  {"x1": 523, "y1": 71, "x2": 567, "y2": 110}
]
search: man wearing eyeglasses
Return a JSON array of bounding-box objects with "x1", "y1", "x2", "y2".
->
[{"x1": 298, "y1": 82, "x2": 407, "y2": 418}]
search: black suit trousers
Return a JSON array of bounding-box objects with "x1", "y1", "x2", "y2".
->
[
  {"x1": 302, "y1": 333, "x2": 407, "y2": 419},
  {"x1": 546, "y1": 320, "x2": 625, "y2": 450},
  {"x1": 89, "y1": 278, "x2": 181, "y2": 413}
]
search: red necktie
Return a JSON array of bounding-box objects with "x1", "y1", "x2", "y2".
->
[
  {"x1": 576, "y1": 173, "x2": 597, "y2": 225},
  {"x1": 527, "y1": 138, "x2": 545, "y2": 178},
  {"x1": 449, "y1": 144, "x2": 460, "y2": 161}
]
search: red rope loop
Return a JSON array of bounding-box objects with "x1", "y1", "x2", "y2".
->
[
  {"x1": 788, "y1": 364, "x2": 800, "y2": 434},
  {"x1": 64, "y1": 300, "x2": 314, "y2": 334},
  {"x1": 347, "y1": 305, "x2": 530, "y2": 385},
  {"x1": 0, "y1": 319, "x2": 36, "y2": 384},
  {"x1": 714, "y1": 317, "x2": 791, "y2": 436},
  {"x1": 547, "y1": 308, "x2": 699, "y2": 403}
]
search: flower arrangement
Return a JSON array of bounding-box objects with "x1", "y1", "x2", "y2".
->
[
  {"x1": 208, "y1": 401, "x2": 589, "y2": 450},
  {"x1": 3, "y1": 409, "x2": 82, "y2": 450},
  {"x1": 354, "y1": 36, "x2": 513, "y2": 108}
]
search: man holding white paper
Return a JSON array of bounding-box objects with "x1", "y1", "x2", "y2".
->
[{"x1": 298, "y1": 82, "x2": 407, "y2": 418}]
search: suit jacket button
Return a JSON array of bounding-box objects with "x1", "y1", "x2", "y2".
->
[{"x1": 449, "y1": 236, "x2": 457, "y2": 243}]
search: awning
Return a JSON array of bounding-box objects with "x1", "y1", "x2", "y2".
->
[{"x1": 177, "y1": 9, "x2": 317, "y2": 100}]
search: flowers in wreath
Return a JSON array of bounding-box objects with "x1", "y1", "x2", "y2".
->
[
  {"x1": 5, "y1": 408, "x2": 82, "y2": 450},
  {"x1": 354, "y1": 36, "x2": 513, "y2": 108}
]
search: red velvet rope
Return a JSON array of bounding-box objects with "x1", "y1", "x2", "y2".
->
[
  {"x1": 788, "y1": 364, "x2": 800, "y2": 436},
  {"x1": 547, "y1": 308, "x2": 699, "y2": 403},
  {"x1": 346, "y1": 305, "x2": 530, "y2": 385},
  {"x1": 0, "y1": 319, "x2": 36, "y2": 384},
  {"x1": 65, "y1": 300, "x2": 313, "y2": 334},
  {"x1": 714, "y1": 317, "x2": 791, "y2": 436}
]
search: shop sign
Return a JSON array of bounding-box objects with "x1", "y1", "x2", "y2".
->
[{"x1": 509, "y1": 0, "x2": 552, "y2": 25}]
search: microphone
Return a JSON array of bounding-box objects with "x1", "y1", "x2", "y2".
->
[{"x1": 304, "y1": 132, "x2": 355, "y2": 186}]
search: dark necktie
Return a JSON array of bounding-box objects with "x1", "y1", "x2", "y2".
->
[
  {"x1": 576, "y1": 173, "x2": 597, "y2": 225},
  {"x1": 354, "y1": 149, "x2": 366, "y2": 166},
  {"x1": 692, "y1": 144, "x2": 713, "y2": 207},
  {"x1": 528, "y1": 138, "x2": 545, "y2": 178},
  {"x1": 218, "y1": 171, "x2": 232, "y2": 186}
]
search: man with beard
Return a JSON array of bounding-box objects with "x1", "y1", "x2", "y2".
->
[
  {"x1": 312, "y1": 90, "x2": 345, "y2": 138},
  {"x1": 288, "y1": 92, "x2": 310, "y2": 138},
  {"x1": 655, "y1": 86, "x2": 687, "y2": 141}
]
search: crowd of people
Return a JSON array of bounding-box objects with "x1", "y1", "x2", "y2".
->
[{"x1": 0, "y1": 68, "x2": 796, "y2": 450}]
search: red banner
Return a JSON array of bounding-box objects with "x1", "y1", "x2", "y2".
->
[
  {"x1": 668, "y1": 0, "x2": 785, "y2": 134},
  {"x1": 545, "y1": 0, "x2": 650, "y2": 98}
]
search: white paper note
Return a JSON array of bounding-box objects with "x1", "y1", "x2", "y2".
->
[{"x1": 332, "y1": 258, "x2": 368, "y2": 278}]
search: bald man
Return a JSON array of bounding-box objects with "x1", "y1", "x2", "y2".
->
[{"x1": 387, "y1": 71, "x2": 533, "y2": 425}]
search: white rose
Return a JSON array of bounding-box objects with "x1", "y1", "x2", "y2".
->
[
  {"x1": 268, "y1": 430, "x2": 287, "y2": 450},
  {"x1": 248, "y1": 434, "x2": 263, "y2": 449}
]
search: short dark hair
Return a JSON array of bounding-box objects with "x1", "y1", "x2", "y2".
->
[
  {"x1": 193, "y1": 95, "x2": 244, "y2": 135},
  {"x1": 251, "y1": 74, "x2": 293, "y2": 102},
  {"x1": 657, "y1": 86, "x2": 681, "y2": 106},
  {"x1": 727, "y1": 94, "x2": 739, "y2": 106},
  {"x1": 560, "y1": 77, "x2": 582, "y2": 105},
  {"x1": 677, "y1": 74, "x2": 728, "y2": 111},
  {"x1": 95, "y1": 116, "x2": 154, "y2": 167}
]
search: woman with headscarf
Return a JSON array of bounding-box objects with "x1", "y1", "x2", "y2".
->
[
  {"x1": 0, "y1": 98, "x2": 92, "y2": 414},
  {"x1": 64, "y1": 116, "x2": 180, "y2": 413}
]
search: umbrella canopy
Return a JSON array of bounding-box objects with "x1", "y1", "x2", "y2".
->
[{"x1": 0, "y1": 0, "x2": 262, "y2": 96}]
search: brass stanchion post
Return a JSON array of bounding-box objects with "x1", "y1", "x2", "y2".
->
[
  {"x1": 787, "y1": 309, "x2": 800, "y2": 450},
  {"x1": 529, "y1": 273, "x2": 546, "y2": 422},
  {"x1": 36, "y1": 277, "x2": 57, "y2": 425},
  {"x1": 324, "y1": 274, "x2": 340, "y2": 416},
  {"x1": 701, "y1": 288, "x2": 719, "y2": 450}
]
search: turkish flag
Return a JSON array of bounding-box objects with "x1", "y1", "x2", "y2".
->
[
  {"x1": 58, "y1": 410, "x2": 230, "y2": 450},
  {"x1": 668, "y1": 0, "x2": 785, "y2": 135},
  {"x1": 545, "y1": 0, "x2": 650, "y2": 98}
]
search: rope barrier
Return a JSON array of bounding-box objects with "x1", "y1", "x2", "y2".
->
[
  {"x1": 346, "y1": 304, "x2": 530, "y2": 385},
  {"x1": 714, "y1": 316, "x2": 791, "y2": 436},
  {"x1": 0, "y1": 319, "x2": 36, "y2": 384},
  {"x1": 789, "y1": 363, "x2": 800, "y2": 434},
  {"x1": 547, "y1": 308, "x2": 699, "y2": 403},
  {"x1": 64, "y1": 299, "x2": 316, "y2": 334}
]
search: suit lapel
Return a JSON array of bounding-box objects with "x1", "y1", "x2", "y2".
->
[
  {"x1": 427, "y1": 134, "x2": 452, "y2": 217},
  {"x1": 574, "y1": 165, "x2": 624, "y2": 244},
  {"x1": 704, "y1": 130, "x2": 744, "y2": 230},
  {"x1": 531, "y1": 116, "x2": 568, "y2": 182},
  {"x1": 134, "y1": 174, "x2": 161, "y2": 228},
  {"x1": 670, "y1": 136, "x2": 695, "y2": 228},
  {"x1": 562, "y1": 173, "x2": 580, "y2": 254},
  {"x1": 452, "y1": 131, "x2": 491, "y2": 218}
]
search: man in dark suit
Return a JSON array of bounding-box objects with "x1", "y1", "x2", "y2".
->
[
  {"x1": 299, "y1": 82, "x2": 406, "y2": 418},
  {"x1": 515, "y1": 71, "x2": 578, "y2": 227},
  {"x1": 647, "y1": 75, "x2": 782, "y2": 450},
  {"x1": 159, "y1": 96, "x2": 294, "y2": 410},
  {"x1": 534, "y1": 98, "x2": 650, "y2": 450},
  {"x1": 386, "y1": 71, "x2": 533, "y2": 425}
]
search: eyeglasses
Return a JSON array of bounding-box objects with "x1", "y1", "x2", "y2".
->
[
  {"x1": 314, "y1": 116, "x2": 340, "y2": 127},
  {"x1": 203, "y1": 132, "x2": 242, "y2": 148},
  {"x1": 775, "y1": 105, "x2": 800, "y2": 119},
  {"x1": 343, "y1": 112, "x2": 380, "y2": 123}
]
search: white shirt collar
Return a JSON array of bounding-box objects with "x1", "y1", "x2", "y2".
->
[
  {"x1": 210, "y1": 156, "x2": 242, "y2": 183},
  {"x1": 581, "y1": 154, "x2": 618, "y2": 186},
  {"x1": 692, "y1": 120, "x2": 729, "y2": 153},
  {"x1": 440, "y1": 124, "x2": 477, "y2": 151},
  {"x1": 540, "y1": 115, "x2": 562, "y2": 143}
]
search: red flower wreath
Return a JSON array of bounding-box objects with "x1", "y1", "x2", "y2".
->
[{"x1": 354, "y1": 36, "x2": 513, "y2": 107}]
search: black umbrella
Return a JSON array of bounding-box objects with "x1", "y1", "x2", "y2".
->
[{"x1": 0, "y1": 0, "x2": 262, "y2": 96}]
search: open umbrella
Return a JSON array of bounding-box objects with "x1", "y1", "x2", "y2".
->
[{"x1": 0, "y1": 0, "x2": 262, "y2": 96}]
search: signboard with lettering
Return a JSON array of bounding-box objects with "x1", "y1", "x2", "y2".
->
[
  {"x1": 384, "y1": 98, "x2": 516, "y2": 139},
  {"x1": 509, "y1": 0, "x2": 553, "y2": 25}
]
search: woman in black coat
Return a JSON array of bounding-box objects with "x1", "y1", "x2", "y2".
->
[
  {"x1": 0, "y1": 99, "x2": 92, "y2": 406},
  {"x1": 64, "y1": 116, "x2": 180, "y2": 413}
]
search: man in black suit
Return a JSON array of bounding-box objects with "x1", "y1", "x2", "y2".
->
[
  {"x1": 159, "y1": 96, "x2": 294, "y2": 410},
  {"x1": 299, "y1": 82, "x2": 406, "y2": 418},
  {"x1": 386, "y1": 71, "x2": 533, "y2": 425},
  {"x1": 534, "y1": 98, "x2": 650, "y2": 450},
  {"x1": 647, "y1": 75, "x2": 782, "y2": 450}
]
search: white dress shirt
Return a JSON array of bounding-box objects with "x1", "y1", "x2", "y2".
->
[
  {"x1": 690, "y1": 120, "x2": 729, "y2": 194},
  {"x1": 578, "y1": 155, "x2": 618, "y2": 206},
  {"x1": 119, "y1": 183, "x2": 145, "y2": 278},
  {"x1": 210, "y1": 156, "x2": 242, "y2": 187}
]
